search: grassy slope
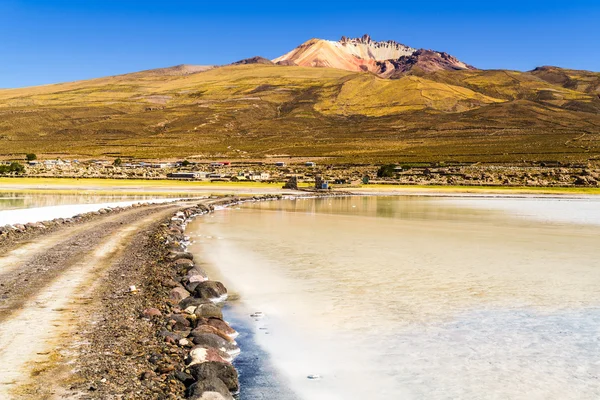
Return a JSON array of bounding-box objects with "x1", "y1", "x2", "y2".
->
[{"x1": 0, "y1": 64, "x2": 599, "y2": 163}]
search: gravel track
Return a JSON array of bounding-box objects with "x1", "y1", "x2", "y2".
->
[{"x1": 0, "y1": 202, "x2": 187, "y2": 398}]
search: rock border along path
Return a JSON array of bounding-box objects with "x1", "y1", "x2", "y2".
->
[
  {"x1": 159, "y1": 198, "x2": 243, "y2": 400},
  {"x1": 0, "y1": 193, "x2": 346, "y2": 399},
  {"x1": 156, "y1": 194, "x2": 343, "y2": 399},
  {"x1": 0, "y1": 209, "x2": 176, "y2": 395},
  {"x1": 0, "y1": 201, "x2": 185, "y2": 398}
]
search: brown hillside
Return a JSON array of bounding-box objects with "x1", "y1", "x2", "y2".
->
[{"x1": 0, "y1": 64, "x2": 599, "y2": 163}]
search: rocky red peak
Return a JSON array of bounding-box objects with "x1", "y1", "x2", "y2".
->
[
  {"x1": 338, "y1": 34, "x2": 414, "y2": 52},
  {"x1": 273, "y1": 35, "x2": 474, "y2": 77},
  {"x1": 380, "y1": 49, "x2": 475, "y2": 77}
]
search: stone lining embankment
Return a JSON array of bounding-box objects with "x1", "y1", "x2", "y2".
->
[
  {"x1": 148, "y1": 193, "x2": 349, "y2": 398},
  {"x1": 0, "y1": 193, "x2": 345, "y2": 398},
  {"x1": 146, "y1": 195, "x2": 289, "y2": 399}
]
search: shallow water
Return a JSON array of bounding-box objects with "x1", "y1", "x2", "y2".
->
[
  {"x1": 0, "y1": 193, "x2": 181, "y2": 211},
  {"x1": 188, "y1": 196, "x2": 600, "y2": 399},
  {"x1": 0, "y1": 193, "x2": 183, "y2": 225}
]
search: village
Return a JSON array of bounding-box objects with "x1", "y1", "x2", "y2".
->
[
  {"x1": 19, "y1": 158, "x2": 364, "y2": 187},
  {"x1": 2, "y1": 157, "x2": 597, "y2": 188}
]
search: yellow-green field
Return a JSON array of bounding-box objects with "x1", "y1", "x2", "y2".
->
[
  {"x1": 1, "y1": 178, "x2": 598, "y2": 196},
  {"x1": 0, "y1": 177, "x2": 291, "y2": 196},
  {"x1": 354, "y1": 184, "x2": 600, "y2": 195}
]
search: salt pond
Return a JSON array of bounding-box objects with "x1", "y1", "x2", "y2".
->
[
  {"x1": 0, "y1": 193, "x2": 183, "y2": 225},
  {"x1": 189, "y1": 195, "x2": 600, "y2": 400}
]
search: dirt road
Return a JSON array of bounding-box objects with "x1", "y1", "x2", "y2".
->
[{"x1": 0, "y1": 202, "x2": 188, "y2": 398}]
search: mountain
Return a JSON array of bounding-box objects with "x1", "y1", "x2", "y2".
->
[
  {"x1": 0, "y1": 34, "x2": 599, "y2": 164},
  {"x1": 1, "y1": 61, "x2": 599, "y2": 164},
  {"x1": 273, "y1": 34, "x2": 474, "y2": 77}
]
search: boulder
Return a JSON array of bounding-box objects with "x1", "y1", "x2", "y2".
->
[
  {"x1": 13, "y1": 224, "x2": 26, "y2": 232},
  {"x1": 189, "y1": 361, "x2": 239, "y2": 393},
  {"x1": 206, "y1": 318, "x2": 238, "y2": 339},
  {"x1": 194, "y1": 303, "x2": 224, "y2": 320},
  {"x1": 168, "y1": 314, "x2": 191, "y2": 331},
  {"x1": 175, "y1": 370, "x2": 195, "y2": 387},
  {"x1": 188, "y1": 333, "x2": 239, "y2": 356},
  {"x1": 185, "y1": 281, "x2": 202, "y2": 293},
  {"x1": 180, "y1": 297, "x2": 211, "y2": 310},
  {"x1": 191, "y1": 325, "x2": 234, "y2": 342},
  {"x1": 185, "y1": 345, "x2": 232, "y2": 366},
  {"x1": 186, "y1": 267, "x2": 208, "y2": 281},
  {"x1": 168, "y1": 243, "x2": 185, "y2": 252},
  {"x1": 188, "y1": 379, "x2": 234, "y2": 400},
  {"x1": 168, "y1": 251, "x2": 194, "y2": 261},
  {"x1": 175, "y1": 258, "x2": 195, "y2": 268},
  {"x1": 169, "y1": 287, "x2": 191, "y2": 302},
  {"x1": 184, "y1": 306, "x2": 197, "y2": 314},
  {"x1": 193, "y1": 281, "x2": 228, "y2": 301}
]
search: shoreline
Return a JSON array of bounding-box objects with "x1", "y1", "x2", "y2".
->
[
  {"x1": 0, "y1": 192, "x2": 341, "y2": 398},
  {"x1": 174, "y1": 195, "x2": 600, "y2": 399},
  {"x1": 2, "y1": 192, "x2": 599, "y2": 397},
  {"x1": 0, "y1": 196, "x2": 278, "y2": 399},
  {"x1": 1, "y1": 177, "x2": 600, "y2": 197},
  {"x1": 143, "y1": 193, "x2": 342, "y2": 399}
]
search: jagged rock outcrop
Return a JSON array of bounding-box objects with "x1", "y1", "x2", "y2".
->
[
  {"x1": 383, "y1": 49, "x2": 475, "y2": 77},
  {"x1": 273, "y1": 34, "x2": 474, "y2": 77}
]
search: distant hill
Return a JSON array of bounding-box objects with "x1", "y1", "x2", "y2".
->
[
  {"x1": 231, "y1": 56, "x2": 274, "y2": 65},
  {"x1": 123, "y1": 64, "x2": 214, "y2": 77},
  {"x1": 0, "y1": 35, "x2": 599, "y2": 164},
  {"x1": 531, "y1": 66, "x2": 600, "y2": 95}
]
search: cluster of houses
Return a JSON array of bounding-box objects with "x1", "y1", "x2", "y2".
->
[
  {"x1": 11, "y1": 157, "x2": 600, "y2": 187},
  {"x1": 165, "y1": 161, "x2": 318, "y2": 182},
  {"x1": 17, "y1": 158, "x2": 330, "y2": 183},
  {"x1": 167, "y1": 171, "x2": 272, "y2": 181}
]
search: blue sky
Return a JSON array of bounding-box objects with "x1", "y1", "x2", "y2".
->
[{"x1": 1, "y1": 0, "x2": 599, "y2": 88}]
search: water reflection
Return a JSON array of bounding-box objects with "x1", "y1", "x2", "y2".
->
[
  {"x1": 0, "y1": 192, "x2": 182, "y2": 211},
  {"x1": 245, "y1": 196, "x2": 502, "y2": 223}
]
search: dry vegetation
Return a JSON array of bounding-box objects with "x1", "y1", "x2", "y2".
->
[{"x1": 0, "y1": 64, "x2": 599, "y2": 164}]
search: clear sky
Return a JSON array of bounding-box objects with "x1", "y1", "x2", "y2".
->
[{"x1": 1, "y1": 0, "x2": 599, "y2": 88}]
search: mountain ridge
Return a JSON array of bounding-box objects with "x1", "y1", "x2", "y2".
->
[{"x1": 0, "y1": 35, "x2": 599, "y2": 164}]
